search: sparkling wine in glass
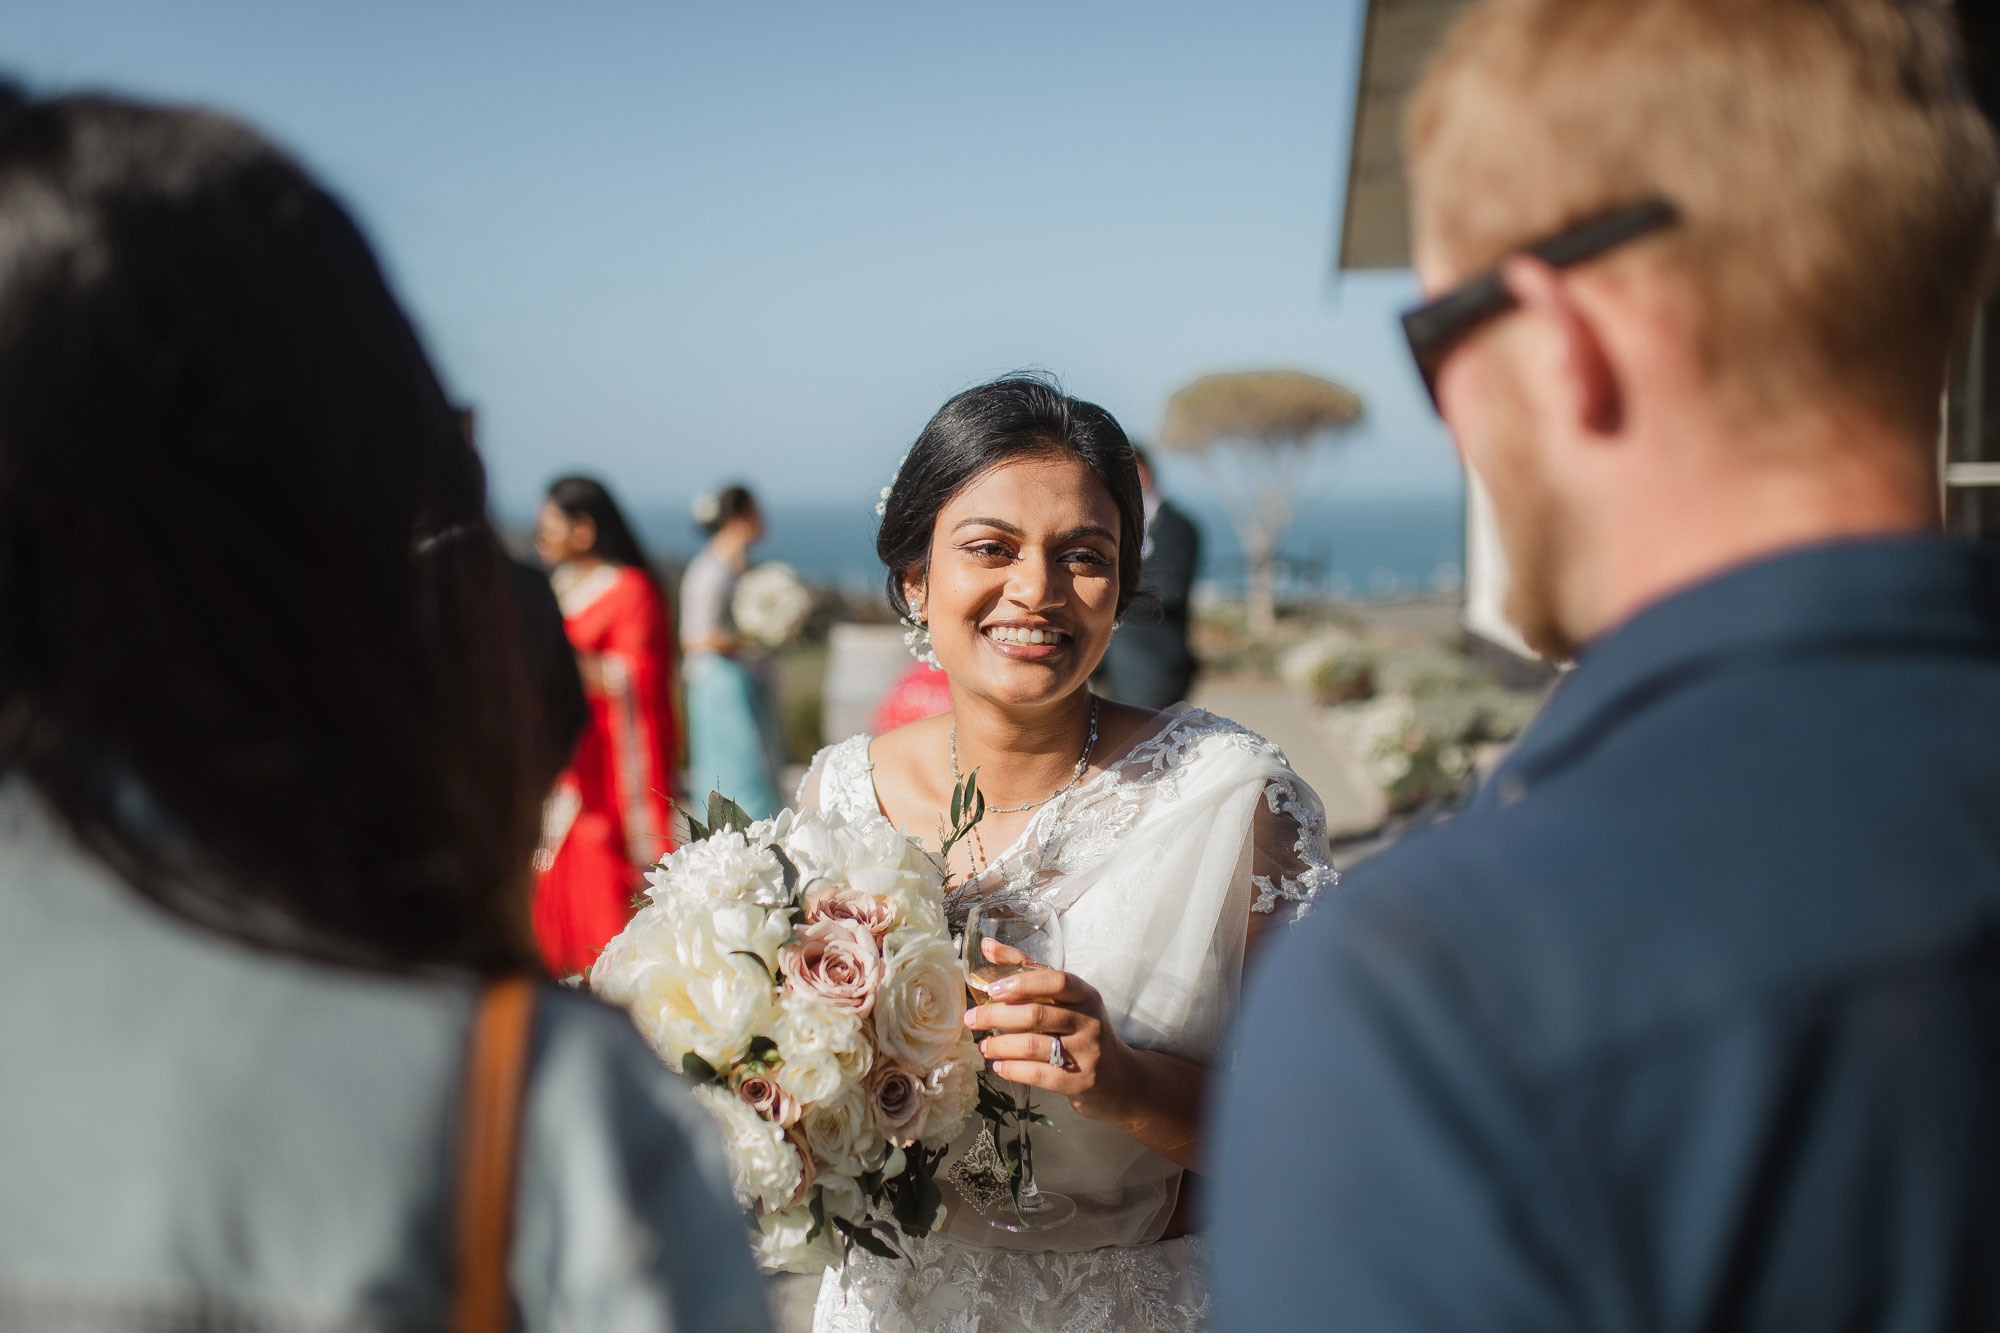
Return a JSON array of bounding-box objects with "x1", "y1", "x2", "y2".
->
[{"x1": 963, "y1": 898, "x2": 1077, "y2": 1232}]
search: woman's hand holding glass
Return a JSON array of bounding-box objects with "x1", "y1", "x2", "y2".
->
[{"x1": 963, "y1": 938, "x2": 1139, "y2": 1127}]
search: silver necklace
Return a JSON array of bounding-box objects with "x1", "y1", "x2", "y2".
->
[{"x1": 952, "y1": 696, "x2": 1100, "y2": 869}]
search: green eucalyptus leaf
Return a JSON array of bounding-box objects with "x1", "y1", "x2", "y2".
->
[
  {"x1": 835, "y1": 1218, "x2": 901, "y2": 1260},
  {"x1": 680, "y1": 1052, "x2": 718, "y2": 1083},
  {"x1": 728, "y1": 949, "x2": 773, "y2": 981},
  {"x1": 770, "y1": 845, "x2": 799, "y2": 896}
]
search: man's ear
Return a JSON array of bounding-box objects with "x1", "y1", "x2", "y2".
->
[{"x1": 1500, "y1": 255, "x2": 1621, "y2": 437}]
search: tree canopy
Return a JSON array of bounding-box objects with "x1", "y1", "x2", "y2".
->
[{"x1": 1159, "y1": 370, "x2": 1363, "y2": 451}]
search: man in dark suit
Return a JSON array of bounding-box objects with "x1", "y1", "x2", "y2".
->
[
  {"x1": 1212, "y1": 1, "x2": 2000, "y2": 1329},
  {"x1": 1102, "y1": 446, "x2": 1201, "y2": 709}
]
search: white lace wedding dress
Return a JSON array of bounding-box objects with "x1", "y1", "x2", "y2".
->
[{"x1": 797, "y1": 704, "x2": 1334, "y2": 1333}]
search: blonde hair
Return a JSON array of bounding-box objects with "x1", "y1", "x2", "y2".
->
[{"x1": 1408, "y1": 0, "x2": 1999, "y2": 431}]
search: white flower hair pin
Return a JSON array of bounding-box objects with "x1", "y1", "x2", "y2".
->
[{"x1": 873, "y1": 452, "x2": 910, "y2": 518}]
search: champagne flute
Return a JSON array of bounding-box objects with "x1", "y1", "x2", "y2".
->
[{"x1": 964, "y1": 898, "x2": 1078, "y2": 1232}]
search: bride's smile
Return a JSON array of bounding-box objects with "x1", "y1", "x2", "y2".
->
[{"x1": 914, "y1": 452, "x2": 1123, "y2": 710}]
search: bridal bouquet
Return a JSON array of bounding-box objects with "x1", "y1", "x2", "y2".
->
[
  {"x1": 590, "y1": 790, "x2": 988, "y2": 1272},
  {"x1": 731, "y1": 561, "x2": 814, "y2": 649}
]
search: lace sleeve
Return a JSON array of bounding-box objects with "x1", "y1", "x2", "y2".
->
[{"x1": 1250, "y1": 777, "x2": 1337, "y2": 921}]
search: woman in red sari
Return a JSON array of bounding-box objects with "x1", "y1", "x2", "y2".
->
[{"x1": 531, "y1": 476, "x2": 680, "y2": 976}]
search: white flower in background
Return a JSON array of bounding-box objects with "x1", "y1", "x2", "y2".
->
[
  {"x1": 644, "y1": 827, "x2": 789, "y2": 909},
  {"x1": 590, "y1": 899, "x2": 788, "y2": 1068},
  {"x1": 732, "y1": 561, "x2": 814, "y2": 649},
  {"x1": 751, "y1": 1200, "x2": 843, "y2": 1274},
  {"x1": 800, "y1": 1083, "x2": 886, "y2": 1180},
  {"x1": 873, "y1": 927, "x2": 968, "y2": 1071},
  {"x1": 1324, "y1": 693, "x2": 1421, "y2": 791},
  {"x1": 690, "y1": 1083, "x2": 805, "y2": 1214}
]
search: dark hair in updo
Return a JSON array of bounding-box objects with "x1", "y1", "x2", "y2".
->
[
  {"x1": 878, "y1": 375, "x2": 1145, "y2": 620},
  {"x1": 698, "y1": 484, "x2": 758, "y2": 536}
]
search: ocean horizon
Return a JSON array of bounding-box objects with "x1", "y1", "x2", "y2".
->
[{"x1": 602, "y1": 488, "x2": 1468, "y2": 605}]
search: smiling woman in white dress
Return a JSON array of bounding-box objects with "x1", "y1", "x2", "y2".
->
[{"x1": 798, "y1": 376, "x2": 1334, "y2": 1333}]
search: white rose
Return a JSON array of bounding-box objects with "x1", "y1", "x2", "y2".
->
[
  {"x1": 800, "y1": 1083, "x2": 886, "y2": 1179},
  {"x1": 591, "y1": 899, "x2": 789, "y2": 1068},
  {"x1": 751, "y1": 1201, "x2": 843, "y2": 1274},
  {"x1": 815, "y1": 1172, "x2": 869, "y2": 1224},
  {"x1": 770, "y1": 989, "x2": 868, "y2": 1107},
  {"x1": 873, "y1": 928, "x2": 968, "y2": 1071},
  {"x1": 689, "y1": 1083, "x2": 804, "y2": 1214},
  {"x1": 644, "y1": 827, "x2": 790, "y2": 909},
  {"x1": 919, "y1": 1029, "x2": 982, "y2": 1146}
]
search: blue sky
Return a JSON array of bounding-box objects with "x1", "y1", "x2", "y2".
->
[{"x1": 12, "y1": 0, "x2": 1460, "y2": 518}]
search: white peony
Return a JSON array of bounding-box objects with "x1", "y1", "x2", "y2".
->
[
  {"x1": 644, "y1": 827, "x2": 790, "y2": 909},
  {"x1": 751, "y1": 1200, "x2": 843, "y2": 1274},
  {"x1": 873, "y1": 927, "x2": 969, "y2": 1071},
  {"x1": 774, "y1": 807, "x2": 947, "y2": 938},
  {"x1": 591, "y1": 898, "x2": 790, "y2": 1068},
  {"x1": 919, "y1": 1029, "x2": 982, "y2": 1147},
  {"x1": 690, "y1": 1083, "x2": 805, "y2": 1214},
  {"x1": 800, "y1": 1083, "x2": 886, "y2": 1180}
]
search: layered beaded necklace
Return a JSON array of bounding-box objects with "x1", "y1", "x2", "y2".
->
[{"x1": 950, "y1": 695, "x2": 1100, "y2": 873}]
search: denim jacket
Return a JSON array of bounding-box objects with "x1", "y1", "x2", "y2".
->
[{"x1": 0, "y1": 780, "x2": 772, "y2": 1332}]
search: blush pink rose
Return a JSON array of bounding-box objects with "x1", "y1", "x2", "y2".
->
[
  {"x1": 781, "y1": 918, "x2": 884, "y2": 1018},
  {"x1": 736, "y1": 1072, "x2": 801, "y2": 1127},
  {"x1": 866, "y1": 1057, "x2": 928, "y2": 1147},
  {"x1": 804, "y1": 885, "x2": 898, "y2": 943}
]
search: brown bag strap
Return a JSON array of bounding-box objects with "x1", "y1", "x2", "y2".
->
[{"x1": 454, "y1": 975, "x2": 539, "y2": 1333}]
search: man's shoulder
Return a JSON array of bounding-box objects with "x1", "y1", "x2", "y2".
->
[{"x1": 1293, "y1": 654, "x2": 2000, "y2": 1074}]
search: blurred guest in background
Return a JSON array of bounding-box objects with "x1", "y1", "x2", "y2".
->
[
  {"x1": 1215, "y1": 1, "x2": 2000, "y2": 1329},
  {"x1": 0, "y1": 87, "x2": 767, "y2": 1330},
  {"x1": 1100, "y1": 445, "x2": 1200, "y2": 708},
  {"x1": 871, "y1": 658, "x2": 953, "y2": 735},
  {"x1": 681, "y1": 484, "x2": 783, "y2": 818},
  {"x1": 532, "y1": 475, "x2": 680, "y2": 977},
  {"x1": 461, "y1": 408, "x2": 592, "y2": 787}
]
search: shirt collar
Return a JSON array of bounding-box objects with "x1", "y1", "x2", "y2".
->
[{"x1": 1496, "y1": 535, "x2": 2000, "y2": 794}]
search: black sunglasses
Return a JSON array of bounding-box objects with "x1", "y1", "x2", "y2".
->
[{"x1": 1401, "y1": 198, "x2": 1680, "y2": 410}]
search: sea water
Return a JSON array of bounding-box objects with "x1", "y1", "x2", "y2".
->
[{"x1": 629, "y1": 489, "x2": 1465, "y2": 605}]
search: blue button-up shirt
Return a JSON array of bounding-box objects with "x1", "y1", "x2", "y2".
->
[{"x1": 1212, "y1": 536, "x2": 2000, "y2": 1332}]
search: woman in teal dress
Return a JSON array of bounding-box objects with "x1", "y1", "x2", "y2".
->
[{"x1": 679, "y1": 485, "x2": 783, "y2": 817}]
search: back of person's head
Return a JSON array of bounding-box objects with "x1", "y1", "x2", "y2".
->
[
  {"x1": 693, "y1": 484, "x2": 758, "y2": 536},
  {"x1": 1409, "y1": 0, "x2": 1999, "y2": 435},
  {"x1": 0, "y1": 88, "x2": 541, "y2": 973},
  {"x1": 546, "y1": 474, "x2": 654, "y2": 572}
]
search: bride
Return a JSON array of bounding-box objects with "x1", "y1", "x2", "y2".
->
[{"x1": 799, "y1": 376, "x2": 1334, "y2": 1332}]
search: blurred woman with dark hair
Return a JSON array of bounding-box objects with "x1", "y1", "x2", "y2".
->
[
  {"x1": 533, "y1": 475, "x2": 681, "y2": 977},
  {"x1": 0, "y1": 88, "x2": 767, "y2": 1330},
  {"x1": 680, "y1": 484, "x2": 783, "y2": 818}
]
